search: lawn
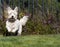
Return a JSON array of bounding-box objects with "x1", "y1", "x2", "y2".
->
[{"x1": 0, "y1": 35, "x2": 60, "y2": 47}]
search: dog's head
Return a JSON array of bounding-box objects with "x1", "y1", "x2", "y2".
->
[{"x1": 7, "y1": 6, "x2": 18, "y2": 22}]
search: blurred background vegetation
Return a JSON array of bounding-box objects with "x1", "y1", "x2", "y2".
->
[{"x1": 0, "y1": 0, "x2": 60, "y2": 35}]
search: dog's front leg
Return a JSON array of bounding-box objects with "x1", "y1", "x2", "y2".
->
[
  {"x1": 5, "y1": 25, "x2": 12, "y2": 36},
  {"x1": 6, "y1": 25, "x2": 11, "y2": 32},
  {"x1": 18, "y1": 24, "x2": 22, "y2": 36},
  {"x1": 12, "y1": 27, "x2": 18, "y2": 33},
  {"x1": 6, "y1": 21, "x2": 12, "y2": 32}
]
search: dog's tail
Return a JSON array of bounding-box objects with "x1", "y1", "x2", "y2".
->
[{"x1": 20, "y1": 16, "x2": 29, "y2": 26}]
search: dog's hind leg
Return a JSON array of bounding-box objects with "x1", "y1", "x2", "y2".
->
[{"x1": 18, "y1": 25, "x2": 22, "y2": 36}]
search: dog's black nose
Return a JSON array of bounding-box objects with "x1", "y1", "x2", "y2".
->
[{"x1": 12, "y1": 16, "x2": 14, "y2": 18}]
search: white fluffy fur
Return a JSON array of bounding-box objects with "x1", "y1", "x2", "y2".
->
[
  {"x1": 6, "y1": 19, "x2": 20, "y2": 32},
  {"x1": 6, "y1": 6, "x2": 29, "y2": 35},
  {"x1": 20, "y1": 16, "x2": 29, "y2": 26},
  {"x1": 18, "y1": 16, "x2": 29, "y2": 35},
  {"x1": 7, "y1": 7, "x2": 18, "y2": 19}
]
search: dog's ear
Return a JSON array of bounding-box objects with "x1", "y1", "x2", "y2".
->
[
  {"x1": 7, "y1": 6, "x2": 12, "y2": 11},
  {"x1": 14, "y1": 7, "x2": 18, "y2": 12}
]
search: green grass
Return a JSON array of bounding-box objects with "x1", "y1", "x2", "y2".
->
[{"x1": 0, "y1": 35, "x2": 60, "y2": 47}]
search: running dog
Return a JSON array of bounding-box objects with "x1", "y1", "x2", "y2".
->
[{"x1": 4, "y1": 6, "x2": 29, "y2": 36}]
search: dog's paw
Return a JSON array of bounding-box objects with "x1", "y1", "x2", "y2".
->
[{"x1": 17, "y1": 34, "x2": 21, "y2": 36}]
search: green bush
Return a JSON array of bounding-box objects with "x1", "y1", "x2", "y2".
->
[{"x1": 21, "y1": 14, "x2": 59, "y2": 35}]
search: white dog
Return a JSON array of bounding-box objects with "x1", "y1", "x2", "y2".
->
[{"x1": 5, "y1": 6, "x2": 29, "y2": 36}]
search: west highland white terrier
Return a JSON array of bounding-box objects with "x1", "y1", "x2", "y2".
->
[{"x1": 4, "y1": 6, "x2": 29, "y2": 36}]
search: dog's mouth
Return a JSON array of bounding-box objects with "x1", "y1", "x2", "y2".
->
[{"x1": 8, "y1": 18, "x2": 16, "y2": 22}]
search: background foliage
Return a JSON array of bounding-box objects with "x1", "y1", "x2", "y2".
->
[{"x1": 0, "y1": 0, "x2": 60, "y2": 35}]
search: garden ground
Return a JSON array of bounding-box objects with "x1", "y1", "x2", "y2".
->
[{"x1": 0, "y1": 35, "x2": 60, "y2": 47}]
